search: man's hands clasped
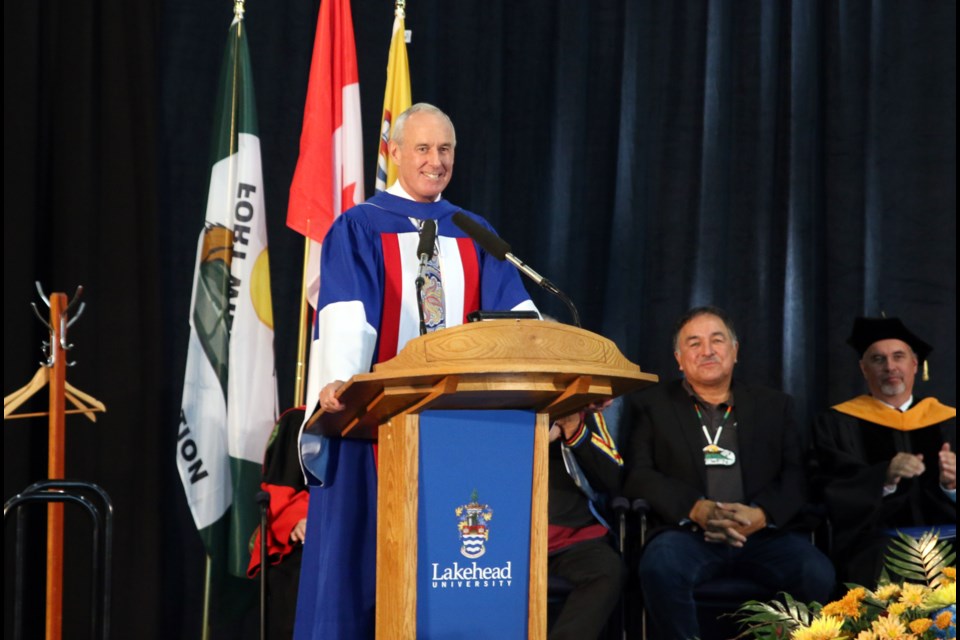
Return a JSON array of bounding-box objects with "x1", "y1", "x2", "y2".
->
[{"x1": 689, "y1": 499, "x2": 768, "y2": 548}]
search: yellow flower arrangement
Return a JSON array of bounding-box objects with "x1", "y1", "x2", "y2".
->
[
  {"x1": 823, "y1": 587, "x2": 867, "y2": 620},
  {"x1": 870, "y1": 614, "x2": 908, "y2": 639},
  {"x1": 902, "y1": 583, "x2": 929, "y2": 609},
  {"x1": 792, "y1": 616, "x2": 844, "y2": 640},
  {"x1": 927, "y1": 584, "x2": 958, "y2": 610},
  {"x1": 937, "y1": 611, "x2": 955, "y2": 630},
  {"x1": 735, "y1": 532, "x2": 956, "y2": 640},
  {"x1": 876, "y1": 584, "x2": 903, "y2": 601}
]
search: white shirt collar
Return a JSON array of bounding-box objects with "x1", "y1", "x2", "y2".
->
[
  {"x1": 386, "y1": 181, "x2": 444, "y2": 233},
  {"x1": 876, "y1": 395, "x2": 914, "y2": 412},
  {"x1": 386, "y1": 180, "x2": 442, "y2": 203}
]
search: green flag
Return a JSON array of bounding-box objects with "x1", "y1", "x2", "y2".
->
[{"x1": 177, "y1": 12, "x2": 277, "y2": 584}]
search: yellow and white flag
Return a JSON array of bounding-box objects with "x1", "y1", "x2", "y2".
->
[{"x1": 374, "y1": 11, "x2": 412, "y2": 192}]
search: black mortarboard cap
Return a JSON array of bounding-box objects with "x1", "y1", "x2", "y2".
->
[{"x1": 846, "y1": 316, "x2": 933, "y2": 363}]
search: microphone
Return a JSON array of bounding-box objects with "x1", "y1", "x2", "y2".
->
[
  {"x1": 417, "y1": 219, "x2": 438, "y2": 270},
  {"x1": 452, "y1": 211, "x2": 581, "y2": 327},
  {"x1": 415, "y1": 220, "x2": 438, "y2": 335}
]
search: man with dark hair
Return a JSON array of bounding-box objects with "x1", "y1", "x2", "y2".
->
[
  {"x1": 814, "y1": 316, "x2": 956, "y2": 585},
  {"x1": 623, "y1": 306, "x2": 833, "y2": 640}
]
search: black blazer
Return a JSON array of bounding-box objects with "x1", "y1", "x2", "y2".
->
[{"x1": 622, "y1": 379, "x2": 808, "y2": 535}]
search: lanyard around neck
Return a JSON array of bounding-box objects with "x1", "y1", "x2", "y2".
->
[{"x1": 694, "y1": 402, "x2": 732, "y2": 448}]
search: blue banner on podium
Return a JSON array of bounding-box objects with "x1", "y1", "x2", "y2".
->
[{"x1": 416, "y1": 410, "x2": 536, "y2": 638}]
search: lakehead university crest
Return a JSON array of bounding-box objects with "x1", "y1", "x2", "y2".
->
[
  {"x1": 430, "y1": 488, "x2": 512, "y2": 590},
  {"x1": 455, "y1": 490, "x2": 493, "y2": 558}
]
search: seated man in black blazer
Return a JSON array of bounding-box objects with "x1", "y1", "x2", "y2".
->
[{"x1": 622, "y1": 306, "x2": 834, "y2": 640}]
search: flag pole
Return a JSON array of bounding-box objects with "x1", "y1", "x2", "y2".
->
[
  {"x1": 288, "y1": 0, "x2": 368, "y2": 410},
  {"x1": 198, "y1": 4, "x2": 246, "y2": 637},
  {"x1": 201, "y1": 555, "x2": 212, "y2": 640},
  {"x1": 293, "y1": 237, "x2": 311, "y2": 407},
  {"x1": 197, "y1": 3, "x2": 241, "y2": 633},
  {"x1": 290, "y1": 0, "x2": 314, "y2": 408}
]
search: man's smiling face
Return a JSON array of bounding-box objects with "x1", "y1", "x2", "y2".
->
[{"x1": 389, "y1": 111, "x2": 455, "y2": 202}]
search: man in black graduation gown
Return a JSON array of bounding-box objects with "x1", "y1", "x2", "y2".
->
[{"x1": 814, "y1": 317, "x2": 957, "y2": 585}]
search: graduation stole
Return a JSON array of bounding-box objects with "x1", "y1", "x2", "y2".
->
[{"x1": 832, "y1": 395, "x2": 956, "y2": 431}]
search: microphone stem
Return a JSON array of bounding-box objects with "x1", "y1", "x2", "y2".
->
[
  {"x1": 504, "y1": 253, "x2": 544, "y2": 286},
  {"x1": 416, "y1": 250, "x2": 432, "y2": 336},
  {"x1": 547, "y1": 281, "x2": 582, "y2": 328},
  {"x1": 504, "y1": 253, "x2": 581, "y2": 327},
  {"x1": 416, "y1": 271, "x2": 428, "y2": 336}
]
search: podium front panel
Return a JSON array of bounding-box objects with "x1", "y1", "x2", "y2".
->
[{"x1": 416, "y1": 410, "x2": 535, "y2": 637}]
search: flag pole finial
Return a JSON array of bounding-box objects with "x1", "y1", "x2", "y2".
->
[
  {"x1": 234, "y1": 0, "x2": 245, "y2": 21},
  {"x1": 395, "y1": 0, "x2": 406, "y2": 19}
]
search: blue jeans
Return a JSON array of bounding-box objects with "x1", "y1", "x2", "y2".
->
[{"x1": 639, "y1": 528, "x2": 834, "y2": 640}]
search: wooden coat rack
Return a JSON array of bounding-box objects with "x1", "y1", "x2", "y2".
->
[{"x1": 3, "y1": 283, "x2": 106, "y2": 640}]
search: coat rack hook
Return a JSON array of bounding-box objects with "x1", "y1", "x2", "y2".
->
[
  {"x1": 65, "y1": 285, "x2": 84, "y2": 314},
  {"x1": 40, "y1": 341, "x2": 54, "y2": 367},
  {"x1": 66, "y1": 302, "x2": 87, "y2": 329},
  {"x1": 31, "y1": 302, "x2": 52, "y2": 331},
  {"x1": 34, "y1": 281, "x2": 50, "y2": 308},
  {"x1": 59, "y1": 314, "x2": 75, "y2": 352}
]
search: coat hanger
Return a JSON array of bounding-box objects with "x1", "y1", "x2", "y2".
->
[
  {"x1": 2, "y1": 368, "x2": 105, "y2": 421},
  {"x1": 3, "y1": 366, "x2": 49, "y2": 415},
  {"x1": 3, "y1": 283, "x2": 106, "y2": 422}
]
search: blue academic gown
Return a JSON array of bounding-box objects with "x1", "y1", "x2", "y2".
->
[{"x1": 294, "y1": 192, "x2": 535, "y2": 639}]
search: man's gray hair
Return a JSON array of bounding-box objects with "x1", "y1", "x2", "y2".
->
[{"x1": 391, "y1": 103, "x2": 457, "y2": 147}]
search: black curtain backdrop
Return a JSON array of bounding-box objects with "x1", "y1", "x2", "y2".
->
[{"x1": 4, "y1": 1, "x2": 955, "y2": 637}]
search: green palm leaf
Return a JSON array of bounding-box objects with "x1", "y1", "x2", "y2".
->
[
  {"x1": 884, "y1": 530, "x2": 956, "y2": 586},
  {"x1": 733, "y1": 592, "x2": 816, "y2": 639}
]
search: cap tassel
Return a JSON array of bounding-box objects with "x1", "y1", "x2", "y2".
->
[{"x1": 922, "y1": 360, "x2": 929, "y2": 382}]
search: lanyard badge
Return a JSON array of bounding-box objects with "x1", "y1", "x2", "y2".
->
[{"x1": 695, "y1": 402, "x2": 737, "y2": 467}]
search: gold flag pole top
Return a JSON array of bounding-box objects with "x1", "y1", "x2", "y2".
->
[
  {"x1": 234, "y1": 0, "x2": 245, "y2": 20},
  {"x1": 395, "y1": 0, "x2": 406, "y2": 19}
]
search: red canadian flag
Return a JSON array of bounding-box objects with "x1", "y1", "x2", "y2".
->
[{"x1": 287, "y1": 0, "x2": 365, "y2": 303}]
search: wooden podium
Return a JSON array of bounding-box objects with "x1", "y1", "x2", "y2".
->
[{"x1": 304, "y1": 319, "x2": 657, "y2": 639}]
